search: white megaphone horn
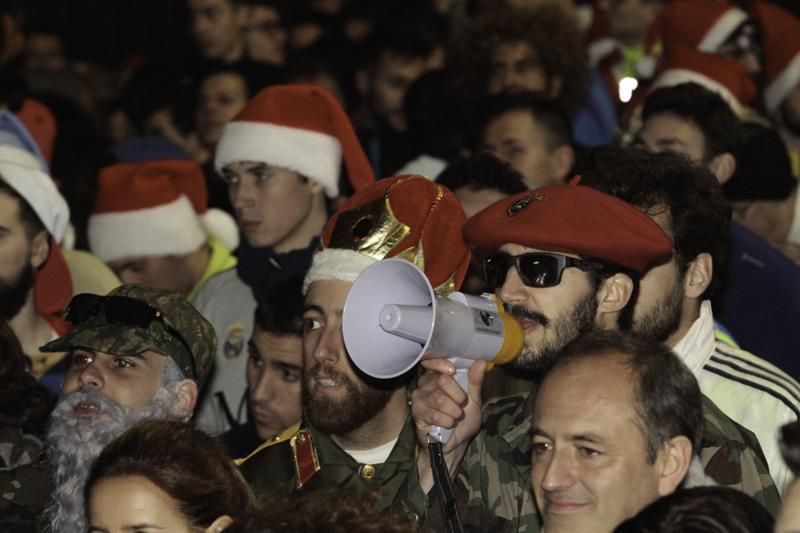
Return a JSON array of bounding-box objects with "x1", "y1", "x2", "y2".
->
[{"x1": 342, "y1": 258, "x2": 523, "y2": 443}]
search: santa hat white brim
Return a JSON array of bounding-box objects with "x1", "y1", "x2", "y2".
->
[
  {"x1": 214, "y1": 122, "x2": 342, "y2": 198},
  {"x1": 698, "y1": 8, "x2": 748, "y2": 53},
  {"x1": 0, "y1": 159, "x2": 69, "y2": 241},
  {"x1": 89, "y1": 195, "x2": 207, "y2": 262},
  {"x1": 650, "y1": 68, "x2": 745, "y2": 116},
  {"x1": 303, "y1": 248, "x2": 378, "y2": 294},
  {"x1": 766, "y1": 52, "x2": 800, "y2": 114}
]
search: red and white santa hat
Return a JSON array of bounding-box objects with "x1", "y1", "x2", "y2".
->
[
  {"x1": 214, "y1": 84, "x2": 374, "y2": 198},
  {"x1": 653, "y1": 0, "x2": 749, "y2": 53},
  {"x1": 751, "y1": 1, "x2": 800, "y2": 114},
  {"x1": 88, "y1": 160, "x2": 239, "y2": 263},
  {"x1": 649, "y1": 43, "x2": 757, "y2": 116}
]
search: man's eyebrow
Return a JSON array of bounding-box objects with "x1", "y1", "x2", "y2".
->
[
  {"x1": 70, "y1": 348, "x2": 97, "y2": 355},
  {"x1": 245, "y1": 162, "x2": 268, "y2": 172},
  {"x1": 569, "y1": 433, "x2": 606, "y2": 445},
  {"x1": 122, "y1": 352, "x2": 152, "y2": 366},
  {"x1": 655, "y1": 137, "x2": 687, "y2": 147},
  {"x1": 271, "y1": 360, "x2": 302, "y2": 373},
  {"x1": 303, "y1": 304, "x2": 324, "y2": 315},
  {"x1": 122, "y1": 524, "x2": 165, "y2": 531}
]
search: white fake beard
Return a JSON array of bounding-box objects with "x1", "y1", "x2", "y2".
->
[{"x1": 43, "y1": 386, "x2": 179, "y2": 533}]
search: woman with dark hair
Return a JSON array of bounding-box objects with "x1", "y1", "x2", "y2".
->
[
  {"x1": 85, "y1": 420, "x2": 254, "y2": 532},
  {"x1": 614, "y1": 486, "x2": 773, "y2": 533}
]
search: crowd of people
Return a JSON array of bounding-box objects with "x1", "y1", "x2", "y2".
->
[{"x1": 1, "y1": 0, "x2": 800, "y2": 531}]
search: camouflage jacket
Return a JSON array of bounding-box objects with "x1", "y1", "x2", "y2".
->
[
  {"x1": 0, "y1": 426, "x2": 51, "y2": 532},
  {"x1": 239, "y1": 416, "x2": 422, "y2": 523},
  {"x1": 445, "y1": 387, "x2": 781, "y2": 531}
]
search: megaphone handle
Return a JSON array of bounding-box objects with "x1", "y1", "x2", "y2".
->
[{"x1": 428, "y1": 366, "x2": 470, "y2": 444}]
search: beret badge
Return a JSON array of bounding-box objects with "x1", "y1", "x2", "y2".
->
[{"x1": 507, "y1": 192, "x2": 544, "y2": 217}]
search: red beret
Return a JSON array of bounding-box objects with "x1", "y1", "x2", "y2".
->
[{"x1": 463, "y1": 180, "x2": 673, "y2": 274}]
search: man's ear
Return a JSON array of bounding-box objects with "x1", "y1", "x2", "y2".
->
[
  {"x1": 172, "y1": 379, "x2": 198, "y2": 418},
  {"x1": 30, "y1": 231, "x2": 51, "y2": 270},
  {"x1": 682, "y1": 253, "x2": 712, "y2": 299},
  {"x1": 596, "y1": 273, "x2": 634, "y2": 326},
  {"x1": 307, "y1": 179, "x2": 324, "y2": 195},
  {"x1": 708, "y1": 152, "x2": 736, "y2": 184},
  {"x1": 656, "y1": 435, "x2": 693, "y2": 496},
  {"x1": 547, "y1": 75, "x2": 563, "y2": 101},
  {"x1": 204, "y1": 515, "x2": 233, "y2": 533},
  {"x1": 551, "y1": 144, "x2": 575, "y2": 183}
]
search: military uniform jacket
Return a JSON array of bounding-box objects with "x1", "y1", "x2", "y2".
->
[
  {"x1": 0, "y1": 426, "x2": 51, "y2": 532},
  {"x1": 239, "y1": 417, "x2": 421, "y2": 518},
  {"x1": 441, "y1": 387, "x2": 782, "y2": 532}
]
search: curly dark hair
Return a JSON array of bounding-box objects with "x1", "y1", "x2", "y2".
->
[
  {"x1": 578, "y1": 147, "x2": 731, "y2": 299},
  {"x1": 449, "y1": 5, "x2": 589, "y2": 116},
  {"x1": 227, "y1": 491, "x2": 416, "y2": 533}
]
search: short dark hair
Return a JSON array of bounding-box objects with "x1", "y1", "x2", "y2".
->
[
  {"x1": 196, "y1": 63, "x2": 266, "y2": 99},
  {"x1": 436, "y1": 152, "x2": 527, "y2": 196},
  {"x1": 362, "y1": 27, "x2": 434, "y2": 74},
  {"x1": 85, "y1": 420, "x2": 254, "y2": 528},
  {"x1": 550, "y1": 330, "x2": 704, "y2": 463},
  {"x1": 253, "y1": 275, "x2": 305, "y2": 337},
  {"x1": 614, "y1": 486, "x2": 774, "y2": 533},
  {"x1": 473, "y1": 91, "x2": 573, "y2": 152},
  {"x1": 451, "y1": 5, "x2": 589, "y2": 115},
  {"x1": 642, "y1": 83, "x2": 742, "y2": 160},
  {"x1": 0, "y1": 178, "x2": 47, "y2": 239},
  {"x1": 578, "y1": 147, "x2": 730, "y2": 299}
]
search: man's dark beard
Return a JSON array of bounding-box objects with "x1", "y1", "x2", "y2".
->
[
  {"x1": 505, "y1": 291, "x2": 598, "y2": 382},
  {"x1": 633, "y1": 277, "x2": 684, "y2": 344},
  {"x1": 44, "y1": 386, "x2": 178, "y2": 533},
  {"x1": 0, "y1": 261, "x2": 34, "y2": 321},
  {"x1": 303, "y1": 363, "x2": 394, "y2": 436}
]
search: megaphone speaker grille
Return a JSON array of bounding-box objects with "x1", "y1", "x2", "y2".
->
[{"x1": 342, "y1": 259, "x2": 436, "y2": 378}]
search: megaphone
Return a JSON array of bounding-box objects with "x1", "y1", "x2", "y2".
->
[{"x1": 342, "y1": 258, "x2": 523, "y2": 443}]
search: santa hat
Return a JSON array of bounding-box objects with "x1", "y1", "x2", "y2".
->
[
  {"x1": 214, "y1": 84, "x2": 374, "y2": 198},
  {"x1": 650, "y1": 43, "x2": 757, "y2": 116},
  {"x1": 0, "y1": 112, "x2": 68, "y2": 239},
  {"x1": 652, "y1": 0, "x2": 749, "y2": 53},
  {"x1": 303, "y1": 175, "x2": 470, "y2": 294},
  {"x1": 752, "y1": 0, "x2": 800, "y2": 113},
  {"x1": 0, "y1": 112, "x2": 72, "y2": 333},
  {"x1": 89, "y1": 160, "x2": 239, "y2": 263}
]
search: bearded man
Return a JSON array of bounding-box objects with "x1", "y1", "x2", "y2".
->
[
  {"x1": 0, "y1": 111, "x2": 74, "y2": 389},
  {"x1": 237, "y1": 175, "x2": 470, "y2": 522},
  {"x1": 39, "y1": 284, "x2": 216, "y2": 532}
]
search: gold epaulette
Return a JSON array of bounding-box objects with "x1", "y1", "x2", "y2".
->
[{"x1": 234, "y1": 422, "x2": 302, "y2": 466}]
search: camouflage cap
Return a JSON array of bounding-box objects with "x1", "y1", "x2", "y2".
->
[{"x1": 40, "y1": 284, "x2": 216, "y2": 388}]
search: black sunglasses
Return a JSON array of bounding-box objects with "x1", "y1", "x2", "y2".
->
[
  {"x1": 65, "y1": 294, "x2": 198, "y2": 380},
  {"x1": 483, "y1": 252, "x2": 598, "y2": 289}
]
